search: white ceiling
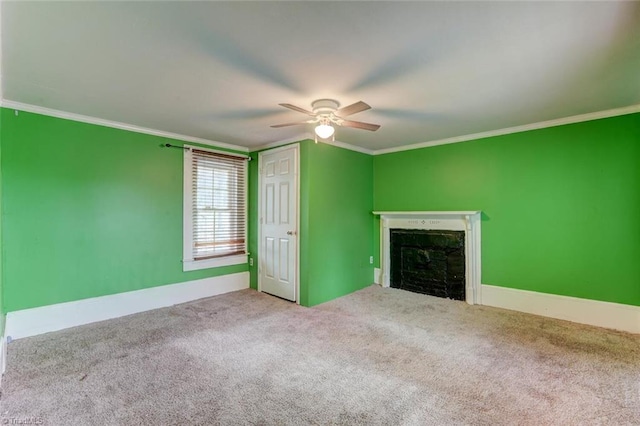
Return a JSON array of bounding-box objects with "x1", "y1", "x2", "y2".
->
[{"x1": 2, "y1": 1, "x2": 639, "y2": 152}]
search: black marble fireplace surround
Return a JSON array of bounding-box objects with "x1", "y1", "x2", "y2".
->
[{"x1": 390, "y1": 229, "x2": 466, "y2": 300}]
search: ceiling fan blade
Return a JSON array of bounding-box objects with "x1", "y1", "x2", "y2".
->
[
  {"x1": 279, "y1": 103, "x2": 316, "y2": 116},
  {"x1": 336, "y1": 101, "x2": 371, "y2": 117},
  {"x1": 340, "y1": 120, "x2": 381, "y2": 131},
  {"x1": 270, "y1": 121, "x2": 310, "y2": 128}
]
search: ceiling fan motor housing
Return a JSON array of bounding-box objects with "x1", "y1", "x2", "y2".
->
[{"x1": 311, "y1": 99, "x2": 340, "y2": 116}]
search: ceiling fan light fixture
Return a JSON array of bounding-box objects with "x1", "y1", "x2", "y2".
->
[{"x1": 315, "y1": 122, "x2": 335, "y2": 139}]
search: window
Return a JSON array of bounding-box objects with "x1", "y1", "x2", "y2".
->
[{"x1": 183, "y1": 145, "x2": 248, "y2": 271}]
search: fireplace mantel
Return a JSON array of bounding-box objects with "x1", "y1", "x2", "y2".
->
[
  {"x1": 373, "y1": 211, "x2": 480, "y2": 217},
  {"x1": 373, "y1": 211, "x2": 482, "y2": 304}
]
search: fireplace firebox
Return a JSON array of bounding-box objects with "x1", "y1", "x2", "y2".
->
[{"x1": 390, "y1": 229, "x2": 466, "y2": 300}]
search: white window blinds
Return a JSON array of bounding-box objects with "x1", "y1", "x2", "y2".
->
[{"x1": 190, "y1": 148, "x2": 247, "y2": 260}]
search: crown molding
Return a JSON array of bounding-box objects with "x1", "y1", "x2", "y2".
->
[
  {"x1": 4, "y1": 98, "x2": 637, "y2": 157},
  {"x1": 324, "y1": 138, "x2": 374, "y2": 155},
  {"x1": 0, "y1": 99, "x2": 250, "y2": 153},
  {"x1": 251, "y1": 133, "x2": 313, "y2": 152},
  {"x1": 373, "y1": 103, "x2": 640, "y2": 156},
  {"x1": 251, "y1": 132, "x2": 374, "y2": 155}
]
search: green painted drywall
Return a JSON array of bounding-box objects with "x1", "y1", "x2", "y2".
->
[
  {"x1": 1, "y1": 108, "x2": 248, "y2": 312},
  {"x1": 373, "y1": 113, "x2": 640, "y2": 306},
  {"x1": 301, "y1": 140, "x2": 374, "y2": 306},
  {"x1": 248, "y1": 140, "x2": 374, "y2": 307},
  {"x1": 298, "y1": 141, "x2": 312, "y2": 305},
  {"x1": 248, "y1": 150, "x2": 259, "y2": 290}
]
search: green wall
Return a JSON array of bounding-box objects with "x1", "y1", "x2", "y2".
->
[
  {"x1": 248, "y1": 150, "x2": 259, "y2": 290},
  {"x1": 373, "y1": 113, "x2": 640, "y2": 306},
  {"x1": 301, "y1": 141, "x2": 374, "y2": 306},
  {"x1": 5, "y1": 104, "x2": 632, "y2": 314},
  {"x1": 1, "y1": 108, "x2": 247, "y2": 312},
  {"x1": 248, "y1": 140, "x2": 374, "y2": 307}
]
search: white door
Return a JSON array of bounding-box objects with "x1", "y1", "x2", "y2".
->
[{"x1": 259, "y1": 145, "x2": 298, "y2": 302}]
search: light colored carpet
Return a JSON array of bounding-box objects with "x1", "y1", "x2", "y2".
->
[{"x1": 1, "y1": 285, "x2": 639, "y2": 425}]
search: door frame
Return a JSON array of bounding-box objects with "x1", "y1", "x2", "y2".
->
[{"x1": 257, "y1": 143, "x2": 301, "y2": 304}]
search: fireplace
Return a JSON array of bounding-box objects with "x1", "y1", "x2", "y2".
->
[{"x1": 374, "y1": 211, "x2": 482, "y2": 305}]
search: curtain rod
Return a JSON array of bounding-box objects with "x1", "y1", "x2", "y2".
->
[
  {"x1": 162, "y1": 143, "x2": 251, "y2": 161},
  {"x1": 163, "y1": 143, "x2": 189, "y2": 150}
]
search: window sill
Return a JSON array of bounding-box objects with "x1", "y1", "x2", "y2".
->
[{"x1": 183, "y1": 254, "x2": 248, "y2": 272}]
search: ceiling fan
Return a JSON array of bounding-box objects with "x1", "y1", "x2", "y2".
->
[{"x1": 271, "y1": 99, "x2": 381, "y2": 141}]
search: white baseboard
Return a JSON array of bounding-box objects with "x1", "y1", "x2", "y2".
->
[
  {"x1": 374, "y1": 268, "x2": 381, "y2": 285},
  {"x1": 5, "y1": 272, "x2": 250, "y2": 341},
  {"x1": 481, "y1": 284, "x2": 640, "y2": 334}
]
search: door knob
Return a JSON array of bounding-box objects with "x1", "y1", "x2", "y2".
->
[{"x1": 287, "y1": 230, "x2": 296, "y2": 235}]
